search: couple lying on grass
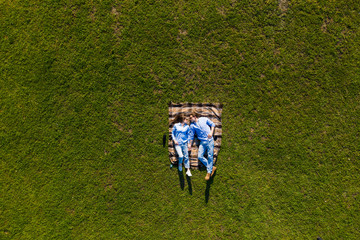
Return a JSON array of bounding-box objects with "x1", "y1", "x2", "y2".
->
[{"x1": 172, "y1": 111, "x2": 217, "y2": 181}]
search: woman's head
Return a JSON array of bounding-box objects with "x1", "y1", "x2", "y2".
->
[{"x1": 172, "y1": 113, "x2": 185, "y2": 124}]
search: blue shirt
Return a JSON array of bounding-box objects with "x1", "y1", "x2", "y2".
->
[
  {"x1": 189, "y1": 117, "x2": 215, "y2": 142},
  {"x1": 172, "y1": 123, "x2": 190, "y2": 144}
]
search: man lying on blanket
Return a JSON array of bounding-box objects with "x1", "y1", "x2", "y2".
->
[{"x1": 188, "y1": 111, "x2": 217, "y2": 181}]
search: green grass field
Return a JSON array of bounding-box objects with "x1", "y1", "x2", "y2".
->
[{"x1": 1, "y1": 0, "x2": 360, "y2": 239}]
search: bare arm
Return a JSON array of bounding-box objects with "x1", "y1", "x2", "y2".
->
[{"x1": 172, "y1": 126, "x2": 178, "y2": 145}]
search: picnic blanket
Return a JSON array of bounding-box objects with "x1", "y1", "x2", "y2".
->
[{"x1": 168, "y1": 102, "x2": 223, "y2": 169}]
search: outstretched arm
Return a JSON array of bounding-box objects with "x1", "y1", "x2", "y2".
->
[
  {"x1": 206, "y1": 118, "x2": 215, "y2": 139},
  {"x1": 208, "y1": 126, "x2": 215, "y2": 139},
  {"x1": 172, "y1": 126, "x2": 178, "y2": 145},
  {"x1": 188, "y1": 126, "x2": 194, "y2": 148}
]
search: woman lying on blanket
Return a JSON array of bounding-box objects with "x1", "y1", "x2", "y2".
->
[{"x1": 172, "y1": 113, "x2": 192, "y2": 177}]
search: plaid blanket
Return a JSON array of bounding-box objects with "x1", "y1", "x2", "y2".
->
[{"x1": 168, "y1": 102, "x2": 223, "y2": 169}]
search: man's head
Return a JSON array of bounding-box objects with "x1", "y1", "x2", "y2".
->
[{"x1": 189, "y1": 111, "x2": 199, "y2": 123}]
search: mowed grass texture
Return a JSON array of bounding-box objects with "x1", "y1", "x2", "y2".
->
[{"x1": 1, "y1": 0, "x2": 360, "y2": 239}]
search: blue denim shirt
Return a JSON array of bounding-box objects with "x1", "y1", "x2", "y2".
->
[
  {"x1": 172, "y1": 123, "x2": 190, "y2": 144},
  {"x1": 189, "y1": 117, "x2": 215, "y2": 142}
]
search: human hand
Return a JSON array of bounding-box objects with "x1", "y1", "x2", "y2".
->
[
  {"x1": 174, "y1": 140, "x2": 179, "y2": 145},
  {"x1": 207, "y1": 133, "x2": 212, "y2": 139}
]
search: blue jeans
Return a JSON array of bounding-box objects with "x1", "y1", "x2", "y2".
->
[
  {"x1": 174, "y1": 142, "x2": 190, "y2": 168},
  {"x1": 198, "y1": 138, "x2": 214, "y2": 173}
]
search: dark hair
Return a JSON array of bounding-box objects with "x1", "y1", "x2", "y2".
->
[
  {"x1": 189, "y1": 111, "x2": 199, "y2": 118},
  {"x1": 172, "y1": 113, "x2": 185, "y2": 124}
]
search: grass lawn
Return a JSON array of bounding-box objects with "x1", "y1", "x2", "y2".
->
[{"x1": 1, "y1": 0, "x2": 360, "y2": 239}]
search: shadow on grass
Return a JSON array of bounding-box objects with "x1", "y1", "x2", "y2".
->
[
  {"x1": 186, "y1": 175, "x2": 192, "y2": 195},
  {"x1": 178, "y1": 170, "x2": 193, "y2": 195},
  {"x1": 205, "y1": 170, "x2": 216, "y2": 203},
  {"x1": 178, "y1": 170, "x2": 185, "y2": 190}
]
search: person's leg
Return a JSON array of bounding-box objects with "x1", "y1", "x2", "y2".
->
[
  {"x1": 198, "y1": 141, "x2": 210, "y2": 173},
  {"x1": 181, "y1": 143, "x2": 190, "y2": 169},
  {"x1": 207, "y1": 138, "x2": 214, "y2": 174},
  {"x1": 181, "y1": 143, "x2": 192, "y2": 176},
  {"x1": 174, "y1": 144, "x2": 183, "y2": 171}
]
